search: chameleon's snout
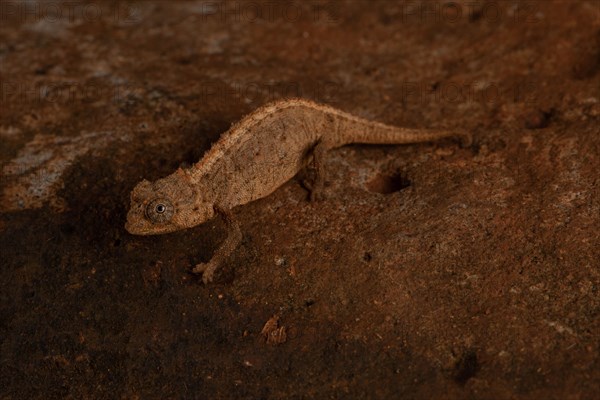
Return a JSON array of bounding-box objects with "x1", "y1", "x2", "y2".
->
[
  {"x1": 124, "y1": 200, "x2": 156, "y2": 235},
  {"x1": 124, "y1": 221, "x2": 136, "y2": 234},
  {"x1": 124, "y1": 207, "x2": 147, "y2": 235}
]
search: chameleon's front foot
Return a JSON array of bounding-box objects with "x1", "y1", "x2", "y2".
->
[
  {"x1": 192, "y1": 261, "x2": 218, "y2": 284},
  {"x1": 192, "y1": 205, "x2": 242, "y2": 285}
]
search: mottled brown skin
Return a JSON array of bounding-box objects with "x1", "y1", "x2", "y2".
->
[{"x1": 125, "y1": 98, "x2": 470, "y2": 283}]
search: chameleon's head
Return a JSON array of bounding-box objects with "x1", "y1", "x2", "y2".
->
[{"x1": 125, "y1": 169, "x2": 214, "y2": 235}]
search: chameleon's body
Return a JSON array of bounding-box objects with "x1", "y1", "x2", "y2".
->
[{"x1": 125, "y1": 98, "x2": 470, "y2": 283}]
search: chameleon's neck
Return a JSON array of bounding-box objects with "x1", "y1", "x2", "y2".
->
[{"x1": 188, "y1": 163, "x2": 221, "y2": 206}]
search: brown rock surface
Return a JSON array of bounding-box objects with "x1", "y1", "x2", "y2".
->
[{"x1": 1, "y1": 1, "x2": 599, "y2": 398}]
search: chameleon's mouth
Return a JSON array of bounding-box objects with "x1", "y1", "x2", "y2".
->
[
  {"x1": 125, "y1": 208, "x2": 177, "y2": 235},
  {"x1": 125, "y1": 218, "x2": 179, "y2": 235},
  {"x1": 124, "y1": 217, "x2": 153, "y2": 235},
  {"x1": 124, "y1": 219, "x2": 146, "y2": 235}
]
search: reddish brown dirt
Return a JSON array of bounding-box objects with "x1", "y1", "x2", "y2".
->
[{"x1": 1, "y1": 1, "x2": 599, "y2": 399}]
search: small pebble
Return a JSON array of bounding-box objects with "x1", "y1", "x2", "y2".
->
[{"x1": 523, "y1": 109, "x2": 551, "y2": 129}]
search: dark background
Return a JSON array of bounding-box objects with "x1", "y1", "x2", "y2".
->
[{"x1": 1, "y1": 1, "x2": 599, "y2": 398}]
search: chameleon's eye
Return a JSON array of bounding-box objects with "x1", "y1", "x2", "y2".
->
[{"x1": 146, "y1": 198, "x2": 174, "y2": 223}]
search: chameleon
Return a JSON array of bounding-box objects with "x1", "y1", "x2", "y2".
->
[{"x1": 125, "y1": 98, "x2": 471, "y2": 283}]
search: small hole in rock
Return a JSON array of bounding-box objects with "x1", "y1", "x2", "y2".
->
[
  {"x1": 454, "y1": 350, "x2": 479, "y2": 385},
  {"x1": 367, "y1": 172, "x2": 411, "y2": 194},
  {"x1": 363, "y1": 252, "x2": 372, "y2": 262}
]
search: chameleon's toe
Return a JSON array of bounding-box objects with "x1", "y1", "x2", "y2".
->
[
  {"x1": 194, "y1": 261, "x2": 217, "y2": 284},
  {"x1": 202, "y1": 269, "x2": 215, "y2": 285},
  {"x1": 309, "y1": 188, "x2": 327, "y2": 202},
  {"x1": 192, "y1": 263, "x2": 207, "y2": 274}
]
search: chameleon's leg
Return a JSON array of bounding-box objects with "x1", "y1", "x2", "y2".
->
[
  {"x1": 306, "y1": 140, "x2": 331, "y2": 201},
  {"x1": 192, "y1": 206, "x2": 242, "y2": 284}
]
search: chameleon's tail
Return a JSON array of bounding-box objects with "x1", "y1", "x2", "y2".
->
[{"x1": 336, "y1": 113, "x2": 472, "y2": 148}]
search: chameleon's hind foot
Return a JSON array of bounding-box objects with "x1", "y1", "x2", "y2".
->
[
  {"x1": 309, "y1": 183, "x2": 326, "y2": 201},
  {"x1": 300, "y1": 174, "x2": 327, "y2": 201},
  {"x1": 304, "y1": 139, "x2": 331, "y2": 202}
]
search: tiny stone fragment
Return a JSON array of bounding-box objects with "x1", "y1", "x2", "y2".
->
[{"x1": 261, "y1": 315, "x2": 287, "y2": 345}]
